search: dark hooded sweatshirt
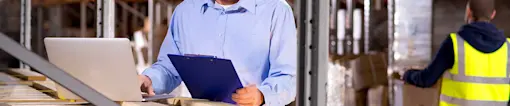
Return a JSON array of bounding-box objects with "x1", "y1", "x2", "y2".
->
[{"x1": 403, "y1": 22, "x2": 506, "y2": 87}]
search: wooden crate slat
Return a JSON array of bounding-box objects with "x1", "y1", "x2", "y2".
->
[{"x1": 5, "y1": 69, "x2": 46, "y2": 81}]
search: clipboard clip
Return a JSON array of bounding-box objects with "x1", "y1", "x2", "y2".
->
[{"x1": 183, "y1": 54, "x2": 217, "y2": 60}]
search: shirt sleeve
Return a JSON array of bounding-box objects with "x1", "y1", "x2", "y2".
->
[
  {"x1": 141, "y1": 4, "x2": 183, "y2": 94},
  {"x1": 403, "y1": 36, "x2": 454, "y2": 88},
  {"x1": 256, "y1": 2, "x2": 297, "y2": 105}
]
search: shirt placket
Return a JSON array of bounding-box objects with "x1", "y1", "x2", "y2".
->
[{"x1": 217, "y1": 10, "x2": 228, "y2": 57}]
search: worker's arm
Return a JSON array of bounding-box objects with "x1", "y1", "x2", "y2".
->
[
  {"x1": 256, "y1": 3, "x2": 297, "y2": 105},
  {"x1": 141, "y1": 4, "x2": 184, "y2": 94},
  {"x1": 403, "y1": 36, "x2": 454, "y2": 88}
]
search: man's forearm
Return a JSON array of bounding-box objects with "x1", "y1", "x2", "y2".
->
[{"x1": 403, "y1": 37, "x2": 454, "y2": 88}]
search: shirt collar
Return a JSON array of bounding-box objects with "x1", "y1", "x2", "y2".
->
[
  {"x1": 236, "y1": 0, "x2": 256, "y2": 13},
  {"x1": 200, "y1": 0, "x2": 256, "y2": 13}
]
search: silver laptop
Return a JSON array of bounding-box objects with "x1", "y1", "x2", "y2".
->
[{"x1": 44, "y1": 38, "x2": 173, "y2": 101}]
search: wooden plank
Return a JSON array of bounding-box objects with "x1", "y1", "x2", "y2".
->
[
  {"x1": 33, "y1": 80, "x2": 57, "y2": 92},
  {"x1": 29, "y1": 79, "x2": 88, "y2": 103},
  {"x1": 0, "y1": 72, "x2": 32, "y2": 85},
  {"x1": 165, "y1": 97, "x2": 195, "y2": 105},
  {"x1": 31, "y1": 79, "x2": 59, "y2": 99},
  {"x1": 5, "y1": 68, "x2": 46, "y2": 81}
]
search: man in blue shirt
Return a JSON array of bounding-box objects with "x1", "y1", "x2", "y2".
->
[{"x1": 138, "y1": 0, "x2": 297, "y2": 105}]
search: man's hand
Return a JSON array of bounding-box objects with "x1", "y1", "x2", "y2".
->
[
  {"x1": 138, "y1": 75, "x2": 155, "y2": 96},
  {"x1": 232, "y1": 85, "x2": 264, "y2": 106},
  {"x1": 393, "y1": 66, "x2": 425, "y2": 80},
  {"x1": 391, "y1": 72, "x2": 404, "y2": 80}
]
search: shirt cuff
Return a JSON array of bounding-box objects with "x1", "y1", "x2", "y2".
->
[
  {"x1": 257, "y1": 85, "x2": 281, "y2": 106},
  {"x1": 403, "y1": 70, "x2": 415, "y2": 84},
  {"x1": 142, "y1": 68, "x2": 164, "y2": 94}
]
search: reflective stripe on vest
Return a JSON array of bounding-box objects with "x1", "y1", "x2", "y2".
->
[
  {"x1": 440, "y1": 95, "x2": 508, "y2": 106},
  {"x1": 440, "y1": 33, "x2": 510, "y2": 106}
]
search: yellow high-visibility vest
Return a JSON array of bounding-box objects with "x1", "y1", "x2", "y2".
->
[{"x1": 439, "y1": 33, "x2": 510, "y2": 106}]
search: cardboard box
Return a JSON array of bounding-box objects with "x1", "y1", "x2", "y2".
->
[
  {"x1": 368, "y1": 85, "x2": 389, "y2": 106},
  {"x1": 343, "y1": 85, "x2": 389, "y2": 106},
  {"x1": 344, "y1": 88, "x2": 368, "y2": 106},
  {"x1": 392, "y1": 79, "x2": 440, "y2": 106},
  {"x1": 348, "y1": 53, "x2": 388, "y2": 90}
]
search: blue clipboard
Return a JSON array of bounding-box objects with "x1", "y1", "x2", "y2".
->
[{"x1": 167, "y1": 54, "x2": 243, "y2": 104}]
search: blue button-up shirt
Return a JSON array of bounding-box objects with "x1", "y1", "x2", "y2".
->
[{"x1": 142, "y1": 0, "x2": 297, "y2": 105}]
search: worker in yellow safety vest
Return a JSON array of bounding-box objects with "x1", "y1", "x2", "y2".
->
[{"x1": 400, "y1": 0, "x2": 508, "y2": 106}]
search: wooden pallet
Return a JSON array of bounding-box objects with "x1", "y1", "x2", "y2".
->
[
  {"x1": 0, "y1": 84, "x2": 82, "y2": 104},
  {"x1": 0, "y1": 72, "x2": 172, "y2": 106},
  {"x1": 1, "y1": 69, "x2": 60, "y2": 99},
  {"x1": 0, "y1": 71, "x2": 233, "y2": 106},
  {"x1": 0, "y1": 72, "x2": 83, "y2": 106},
  {"x1": 0, "y1": 83, "x2": 58, "y2": 101}
]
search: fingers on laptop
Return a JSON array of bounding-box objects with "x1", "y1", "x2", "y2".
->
[
  {"x1": 141, "y1": 83, "x2": 155, "y2": 95},
  {"x1": 147, "y1": 86, "x2": 155, "y2": 96},
  {"x1": 141, "y1": 84, "x2": 155, "y2": 96},
  {"x1": 139, "y1": 75, "x2": 155, "y2": 96}
]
